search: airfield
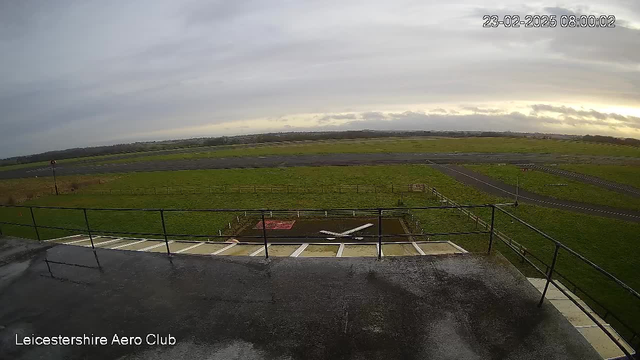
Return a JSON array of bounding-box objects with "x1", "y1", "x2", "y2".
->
[{"x1": 0, "y1": 136, "x2": 639, "y2": 359}]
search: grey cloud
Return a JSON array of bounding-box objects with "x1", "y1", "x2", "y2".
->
[
  {"x1": 1, "y1": 0, "x2": 639, "y2": 157},
  {"x1": 531, "y1": 104, "x2": 640, "y2": 128},
  {"x1": 462, "y1": 107, "x2": 503, "y2": 114}
]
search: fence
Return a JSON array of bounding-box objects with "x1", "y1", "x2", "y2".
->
[
  {"x1": 425, "y1": 187, "x2": 639, "y2": 358},
  {"x1": 55, "y1": 184, "x2": 430, "y2": 196},
  {"x1": 0, "y1": 202, "x2": 637, "y2": 357}
]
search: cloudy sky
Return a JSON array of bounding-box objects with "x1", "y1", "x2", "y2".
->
[{"x1": 1, "y1": 0, "x2": 640, "y2": 157}]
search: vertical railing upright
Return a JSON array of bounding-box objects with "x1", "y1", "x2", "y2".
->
[
  {"x1": 160, "y1": 210, "x2": 171, "y2": 256},
  {"x1": 377, "y1": 208, "x2": 383, "y2": 260},
  {"x1": 261, "y1": 211, "x2": 269, "y2": 259},
  {"x1": 487, "y1": 205, "x2": 496, "y2": 254},
  {"x1": 29, "y1": 207, "x2": 41, "y2": 241},
  {"x1": 83, "y1": 209, "x2": 95, "y2": 249},
  {"x1": 538, "y1": 244, "x2": 560, "y2": 307}
]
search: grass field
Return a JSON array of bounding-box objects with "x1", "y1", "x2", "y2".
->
[
  {"x1": 465, "y1": 164, "x2": 640, "y2": 211},
  {"x1": 558, "y1": 164, "x2": 640, "y2": 189},
  {"x1": 0, "y1": 164, "x2": 638, "y2": 341},
  {"x1": 0, "y1": 174, "x2": 120, "y2": 204},
  {"x1": 88, "y1": 137, "x2": 640, "y2": 165}
]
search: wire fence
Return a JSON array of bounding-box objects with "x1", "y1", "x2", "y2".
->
[{"x1": 59, "y1": 184, "x2": 430, "y2": 196}]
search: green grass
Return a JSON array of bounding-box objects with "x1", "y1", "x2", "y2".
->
[
  {"x1": 0, "y1": 151, "x2": 146, "y2": 172},
  {"x1": 94, "y1": 137, "x2": 640, "y2": 165},
  {"x1": 465, "y1": 164, "x2": 640, "y2": 211},
  {"x1": 558, "y1": 164, "x2": 640, "y2": 189},
  {"x1": 0, "y1": 164, "x2": 638, "y2": 341}
]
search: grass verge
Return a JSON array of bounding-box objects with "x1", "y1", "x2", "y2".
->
[
  {"x1": 465, "y1": 164, "x2": 640, "y2": 211},
  {"x1": 0, "y1": 164, "x2": 637, "y2": 341}
]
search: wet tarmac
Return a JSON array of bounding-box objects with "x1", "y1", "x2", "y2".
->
[{"x1": 0, "y1": 236, "x2": 601, "y2": 360}]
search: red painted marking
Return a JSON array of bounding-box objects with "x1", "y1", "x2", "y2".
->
[{"x1": 254, "y1": 220, "x2": 296, "y2": 230}]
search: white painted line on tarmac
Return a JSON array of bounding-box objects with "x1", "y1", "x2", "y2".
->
[
  {"x1": 212, "y1": 243, "x2": 236, "y2": 255},
  {"x1": 291, "y1": 243, "x2": 309, "y2": 257},
  {"x1": 139, "y1": 241, "x2": 172, "y2": 252},
  {"x1": 91, "y1": 238, "x2": 123, "y2": 247},
  {"x1": 412, "y1": 242, "x2": 426, "y2": 255},
  {"x1": 112, "y1": 239, "x2": 147, "y2": 249},
  {"x1": 63, "y1": 237, "x2": 94, "y2": 245},
  {"x1": 337, "y1": 243, "x2": 345, "y2": 257},
  {"x1": 176, "y1": 242, "x2": 204, "y2": 254},
  {"x1": 448, "y1": 241, "x2": 469, "y2": 254},
  {"x1": 249, "y1": 244, "x2": 270, "y2": 256},
  {"x1": 44, "y1": 234, "x2": 83, "y2": 242}
]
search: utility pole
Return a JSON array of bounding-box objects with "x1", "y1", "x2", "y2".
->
[{"x1": 51, "y1": 160, "x2": 59, "y2": 195}]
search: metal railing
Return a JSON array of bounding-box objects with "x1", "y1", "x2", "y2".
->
[
  {"x1": 0, "y1": 204, "x2": 497, "y2": 261},
  {"x1": 421, "y1": 187, "x2": 638, "y2": 358},
  {"x1": 53, "y1": 183, "x2": 431, "y2": 196},
  {"x1": 493, "y1": 206, "x2": 639, "y2": 359},
  {"x1": 0, "y1": 202, "x2": 637, "y2": 357}
]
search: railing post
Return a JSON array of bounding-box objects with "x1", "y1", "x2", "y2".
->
[
  {"x1": 83, "y1": 208, "x2": 95, "y2": 249},
  {"x1": 160, "y1": 210, "x2": 171, "y2": 256},
  {"x1": 377, "y1": 208, "x2": 383, "y2": 260},
  {"x1": 261, "y1": 211, "x2": 269, "y2": 259},
  {"x1": 29, "y1": 207, "x2": 41, "y2": 241},
  {"x1": 487, "y1": 205, "x2": 495, "y2": 254},
  {"x1": 538, "y1": 244, "x2": 560, "y2": 307}
]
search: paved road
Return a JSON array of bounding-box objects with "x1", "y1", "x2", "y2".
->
[
  {"x1": 0, "y1": 237, "x2": 601, "y2": 360},
  {"x1": 3, "y1": 152, "x2": 640, "y2": 179},
  {"x1": 522, "y1": 164, "x2": 640, "y2": 198},
  {"x1": 432, "y1": 163, "x2": 640, "y2": 223}
]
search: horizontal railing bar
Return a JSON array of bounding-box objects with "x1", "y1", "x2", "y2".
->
[
  {"x1": 549, "y1": 277, "x2": 635, "y2": 359},
  {"x1": 495, "y1": 205, "x2": 640, "y2": 302},
  {"x1": 0, "y1": 204, "x2": 497, "y2": 211}
]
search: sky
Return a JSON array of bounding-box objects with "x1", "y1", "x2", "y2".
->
[{"x1": 1, "y1": 0, "x2": 640, "y2": 157}]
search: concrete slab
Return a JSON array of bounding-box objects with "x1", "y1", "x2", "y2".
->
[
  {"x1": 264, "y1": 244, "x2": 299, "y2": 257},
  {"x1": 549, "y1": 299, "x2": 597, "y2": 327},
  {"x1": 578, "y1": 325, "x2": 636, "y2": 360},
  {"x1": 218, "y1": 244, "x2": 263, "y2": 256},
  {"x1": 0, "y1": 237, "x2": 602, "y2": 360},
  {"x1": 299, "y1": 244, "x2": 339, "y2": 257},
  {"x1": 119, "y1": 240, "x2": 158, "y2": 251},
  {"x1": 417, "y1": 242, "x2": 463, "y2": 255},
  {"x1": 527, "y1": 278, "x2": 635, "y2": 358},
  {"x1": 67, "y1": 237, "x2": 105, "y2": 247},
  {"x1": 528, "y1": 278, "x2": 570, "y2": 300},
  {"x1": 146, "y1": 241, "x2": 195, "y2": 253},
  {"x1": 180, "y1": 242, "x2": 230, "y2": 255},
  {"x1": 45, "y1": 235, "x2": 87, "y2": 244},
  {"x1": 342, "y1": 244, "x2": 378, "y2": 257},
  {"x1": 382, "y1": 243, "x2": 419, "y2": 256},
  {"x1": 97, "y1": 238, "x2": 137, "y2": 249}
]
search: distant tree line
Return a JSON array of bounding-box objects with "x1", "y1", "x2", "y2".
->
[
  {"x1": 1, "y1": 130, "x2": 637, "y2": 167},
  {"x1": 581, "y1": 135, "x2": 640, "y2": 147}
]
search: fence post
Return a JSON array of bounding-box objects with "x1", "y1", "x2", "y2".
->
[
  {"x1": 538, "y1": 244, "x2": 560, "y2": 307},
  {"x1": 29, "y1": 207, "x2": 41, "y2": 241},
  {"x1": 160, "y1": 210, "x2": 171, "y2": 256},
  {"x1": 83, "y1": 209, "x2": 95, "y2": 249},
  {"x1": 261, "y1": 211, "x2": 269, "y2": 259},
  {"x1": 377, "y1": 208, "x2": 383, "y2": 260},
  {"x1": 487, "y1": 205, "x2": 496, "y2": 254}
]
